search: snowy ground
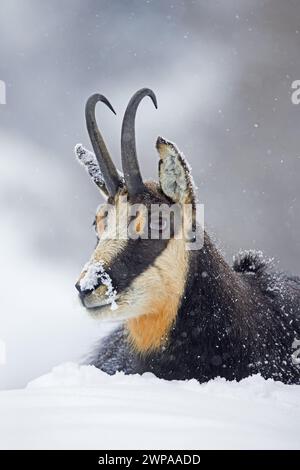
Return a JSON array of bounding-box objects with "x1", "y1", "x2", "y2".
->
[{"x1": 0, "y1": 362, "x2": 299, "y2": 450}]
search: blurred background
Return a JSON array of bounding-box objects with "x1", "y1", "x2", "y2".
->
[{"x1": 0, "y1": 0, "x2": 299, "y2": 389}]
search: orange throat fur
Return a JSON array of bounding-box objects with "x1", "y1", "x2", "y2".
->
[{"x1": 126, "y1": 296, "x2": 179, "y2": 353}]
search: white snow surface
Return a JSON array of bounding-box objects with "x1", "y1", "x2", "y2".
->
[{"x1": 0, "y1": 362, "x2": 299, "y2": 450}]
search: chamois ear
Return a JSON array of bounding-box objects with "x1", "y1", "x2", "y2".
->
[
  {"x1": 75, "y1": 144, "x2": 124, "y2": 199},
  {"x1": 156, "y1": 137, "x2": 195, "y2": 204}
]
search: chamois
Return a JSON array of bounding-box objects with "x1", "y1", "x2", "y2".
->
[{"x1": 75, "y1": 88, "x2": 300, "y2": 384}]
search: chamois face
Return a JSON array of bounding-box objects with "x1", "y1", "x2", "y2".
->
[
  {"x1": 75, "y1": 89, "x2": 199, "y2": 351},
  {"x1": 75, "y1": 137, "x2": 195, "y2": 329}
]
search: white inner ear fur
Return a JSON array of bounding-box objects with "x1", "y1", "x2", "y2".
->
[
  {"x1": 160, "y1": 154, "x2": 188, "y2": 203},
  {"x1": 158, "y1": 140, "x2": 194, "y2": 204}
]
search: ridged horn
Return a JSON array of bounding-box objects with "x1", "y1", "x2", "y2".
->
[
  {"x1": 85, "y1": 94, "x2": 121, "y2": 196},
  {"x1": 121, "y1": 88, "x2": 157, "y2": 195}
]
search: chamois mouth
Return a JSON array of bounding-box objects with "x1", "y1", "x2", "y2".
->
[
  {"x1": 79, "y1": 294, "x2": 119, "y2": 311},
  {"x1": 80, "y1": 294, "x2": 133, "y2": 323}
]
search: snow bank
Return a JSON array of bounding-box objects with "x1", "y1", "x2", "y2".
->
[{"x1": 0, "y1": 363, "x2": 299, "y2": 450}]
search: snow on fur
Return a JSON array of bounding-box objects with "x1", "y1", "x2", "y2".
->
[
  {"x1": 233, "y1": 249, "x2": 273, "y2": 274},
  {"x1": 75, "y1": 143, "x2": 124, "y2": 189},
  {"x1": 80, "y1": 260, "x2": 118, "y2": 310},
  {"x1": 75, "y1": 144, "x2": 105, "y2": 186}
]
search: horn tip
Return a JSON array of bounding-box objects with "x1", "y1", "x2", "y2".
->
[
  {"x1": 149, "y1": 89, "x2": 158, "y2": 109},
  {"x1": 85, "y1": 93, "x2": 117, "y2": 116}
]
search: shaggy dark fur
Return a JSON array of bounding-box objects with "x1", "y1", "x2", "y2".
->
[{"x1": 91, "y1": 232, "x2": 300, "y2": 384}]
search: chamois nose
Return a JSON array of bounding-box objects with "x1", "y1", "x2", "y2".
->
[
  {"x1": 75, "y1": 281, "x2": 91, "y2": 299},
  {"x1": 75, "y1": 281, "x2": 82, "y2": 293}
]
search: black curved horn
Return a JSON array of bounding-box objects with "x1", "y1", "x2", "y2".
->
[
  {"x1": 121, "y1": 88, "x2": 157, "y2": 195},
  {"x1": 85, "y1": 94, "x2": 121, "y2": 196}
]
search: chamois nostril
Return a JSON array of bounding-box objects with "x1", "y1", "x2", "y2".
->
[
  {"x1": 75, "y1": 281, "x2": 94, "y2": 301},
  {"x1": 75, "y1": 281, "x2": 82, "y2": 294},
  {"x1": 75, "y1": 282, "x2": 90, "y2": 298}
]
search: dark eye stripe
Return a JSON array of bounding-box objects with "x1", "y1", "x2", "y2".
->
[{"x1": 104, "y1": 238, "x2": 170, "y2": 294}]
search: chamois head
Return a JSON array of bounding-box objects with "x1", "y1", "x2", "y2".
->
[{"x1": 75, "y1": 88, "x2": 199, "y2": 350}]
